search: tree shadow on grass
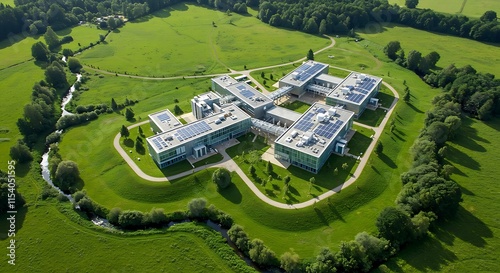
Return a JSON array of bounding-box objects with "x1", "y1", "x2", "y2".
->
[
  {"x1": 313, "y1": 207, "x2": 330, "y2": 226},
  {"x1": 265, "y1": 189, "x2": 277, "y2": 198},
  {"x1": 15, "y1": 162, "x2": 31, "y2": 178},
  {"x1": 288, "y1": 185, "x2": 301, "y2": 197},
  {"x1": 284, "y1": 192, "x2": 299, "y2": 204},
  {"x1": 445, "y1": 145, "x2": 481, "y2": 171},
  {"x1": 399, "y1": 234, "x2": 458, "y2": 272},
  {"x1": 123, "y1": 138, "x2": 134, "y2": 148},
  {"x1": 219, "y1": 183, "x2": 242, "y2": 204},
  {"x1": 0, "y1": 206, "x2": 27, "y2": 240},
  {"x1": 327, "y1": 201, "x2": 345, "y2": 222},
  {"x1": 407, "y1": 103, "x2": 424, "y2": 113},
  {"x1": 434, "y1": 206, "x2": 493, "y2": 248},
  {"x1": 378, "y1": 153, "x2": 397, "y2": 169}
]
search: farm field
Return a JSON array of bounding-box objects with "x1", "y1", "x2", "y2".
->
[
  {"x1": 376, "y1": 117, "x2": 500, "y2": 273},
  {"x1": 388, "y1": 0, "x2": 500, "y2": 18},
  {"x1": 78, "y1": 4, "x2": 330, "y2": 77},
  {"x1": 356, "y1": 23, "x2": 500, "y2": 76}
]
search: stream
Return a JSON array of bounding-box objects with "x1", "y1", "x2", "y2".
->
[{"x1": 38, "y1": 61, "x2": 262, "y2": 271}]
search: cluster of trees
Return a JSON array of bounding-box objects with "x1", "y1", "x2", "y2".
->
[
  {"x1": 48, "y1": 145, "x2": 82, "y2": 193},
  {"x1": 212, "y1": 168, "x2": 232, "y2": 190},
  {"x1": 384, "y1": 41, "x2": 500, "y2": 120},
  {"x1": 257, "y1": 0, "x2": 499, "y2": 42},
  {"x1": 228, "y1": 225, "x2": 279, "y2": 268}
]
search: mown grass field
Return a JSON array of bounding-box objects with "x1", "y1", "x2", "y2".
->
[
  {"x1": 375, "y1": 117, "x2": 500, "y2": 272},
  {"x1": 356, "y1": 23, "x2": 500, "y2": 76},
  {"x1": 389, "y1": 0, "x2": 500, "y2": 18},
  {"x1": 279, "y1": 100, "x2": 311, "y2": 114},
  {"x1": 79, "y1": 3, "x2": 330, "y2": 77},
  {"x1": 0, "y1": 0, "x2": 14, "y2": 6}
]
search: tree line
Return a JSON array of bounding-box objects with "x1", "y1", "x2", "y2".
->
[
  {"x1": 384, "y1": 41, "x2": 500, "y2": 120},
  {"x1": 257, "y1": 0, "x2": 499, "y2": 42}
]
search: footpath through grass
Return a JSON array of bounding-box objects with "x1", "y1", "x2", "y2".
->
[{"x1": 375, "y1": 117, "x2": 500, "y2": 272}]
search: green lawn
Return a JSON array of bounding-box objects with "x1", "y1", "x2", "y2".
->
[
  {"x1": 0, "y1": 62, "x2": 45, "y2": 164},
  {"x1": 356, "y1": 23, "x2": 500, "y2": 76},
  {"x1": 278, "y1": 100, "x2": 311, "y2": 114},
  {"x1": 193, "y1": 153, "x2": 224, "y2": 168},
  {"x1": 227, "y1": 133, "x2": 359, "y2": 204},
  {"x1": 79, "y1": 3, "x2": 329, "y2": 77},
  {"x1": 348, "y1": 125, "x2": 375, "y2": 157},
  {"x1": 388, "y1": 0, "x2": 500, "y2": 18},
  {"x1": 0, "y1": 0, "x2": 14, "y2": 6},
  {"x1": 249, "y1": 64, "x2": 297, "y2": 91},
  {"x1": 375, "y1": 117, "x2": 500, "y2": 272},
  {"x1": 357, "y1": 108, "x2": 387, "y2": 127}
]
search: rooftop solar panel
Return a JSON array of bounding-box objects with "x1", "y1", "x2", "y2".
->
[
  {"x1": 314, "y1": 120, "x2": 344, "y2": 139},
  {"x1": 157, "y1": 113, "x2": 170, "y2": 122},
  {"x1": 175, "y1": 121, "x2": 212, "y2": 142},
  {"x1": 240, "y1": 89, "x2": 254, "y2": 98}
]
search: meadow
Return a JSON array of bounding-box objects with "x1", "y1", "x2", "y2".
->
[
  {"x1": 388, "y1": 0, "x2": 500, "y2": 18},
  {"x1": 0, "y1": 0, "x2": 14, "y2": 6},
  {"x1": 356, "y1": 23, "x2": 500, "y2": 76},
  {"x1": 375, "y1": 117, "x2": 500, "y2": 273},
  {"x1": 78, "y1": 4, "x2": 330, "y2": 77}
]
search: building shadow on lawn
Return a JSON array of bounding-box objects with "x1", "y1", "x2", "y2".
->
[
  {"x1": 434, "y1": 206, "x2": 493, "y2": 248},
  {"x1": 220, "y1": 183, "x2": 242, "y2": 204}
]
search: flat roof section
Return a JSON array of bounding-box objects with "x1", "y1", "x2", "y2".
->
[
  {"x1": 280, "y1": 61, "x2": 329, "y2": 87},
  {"x1": 266, "y1": 106, "x2": 303, "y2": 123},
  {"x1": 148, "y1": 109, "x2": 182, "y2": 132},
  {"x1": 327, "y1": 72, "x2": 382, "y2": 105},
  {"x1": 275, "y1": 102, "x2": 354, "y2": 158},
  {"x1": 225, "y1": 82, "x2": 272, "y2": 108},
  {"x1": 212, "y1": 75, "x2": 238, "y2": 88},
  {"x1": 147, "y1": 105, "x2": 251, "y2": 154},
  {"x1": 314, "y1": 73, "x2": 344, "y2": 85},
  {"x1": 194, "y1": 91, "x2": 220, "y2": 102}
]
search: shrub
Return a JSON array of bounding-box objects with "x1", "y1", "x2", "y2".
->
[{"x1": 212, "y1": 168, "x2": 232, "y2": 190}]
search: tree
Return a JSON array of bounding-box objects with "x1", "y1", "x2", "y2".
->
[
  {"x1": 403, "y1": 89, "x2": 411, "y2": 103},
  {"x1": 43, "y1": 26, "x2": 60, "y2": 50},
  {"x1": 67, "y1": 57, "x2": 82, "y2": 73},
  {"x1": 99, "y1": 34, "x2": 105, "y2": 42},
  {"x1": 187, "y1": 198, "x2": 207, "y2": 218},
  {"x1": 376, "y1": 207, "x2": 414, "y2": 248},
  {"x1": 309, "y1": 177, "x2": 316, "y2": 184},
  {"x1": 319, "y1": 19, "x2": 327, "y2": 35},
  {"x1": 149, "y1": 207, "x2": 167, "y2": 225},
  {"x1": 422, "y1": 121, "x2": 448, "y2": 144},
  {"x1": 31, "y1": 42, "x2": 49, "y2": 62},
  {"x1": 10, "y1": 141, "x2": 33, "y2": 164},
  {"x1": 173, "y1": 104, "x2": 183, "y2": 115},
  {"x1": 266, "y1": 160, "x2": 273, "y2": 174},
  {"x1": 261, "y1": 71, "x2": 265, "y2": 78},
  {"x1": 135, "y1": 137, "x2": 144, "y2": 153},
  {"x1": 125, "y1": 108, "x2": 135, "y2": 120},
  {"x1": 444, "y1": 115, "x2": 461, "y2": 138},
  {"x1": 138, "y1": 126, "x2": 144, "y2": 136},
  {"x1": 212, "y1": 168, "x2": 232, "y2": 190},
  {"x1": 248, "y1": 165, "x2": 256, "y2": 176},
  {"x1": 62, "y1": 48, "x2": 73, "y2": 58},
  {"x1": 342, "y1": 163, "x2": 349, "y2": 170},
  {"x1": 424, "y1": 51, "x2": 440, "y2": 68},
  {"x1": 249, "y1": 239, "x2": 277, "y2": 266},
  {"x1": 45, "y1": 62, "x2": 68, "y2": 88},
  {"x1": 307, "y1": 247, "x2": 336, "y2": 273},
  {"x1": 283, "y1": 175, "x2": 291, "y2": 185},
  {"x1": 280, "y1": 252, "x2": 300, "y2": 273},
  {"x1": 405, "y1": 0, "x2": 419, "y2": 9},
  {"x1": 354, "y1": 232, "x2": 392, "y2": 265},
  {"x1": 120, "y1": 125, "x2": 129, "y2": 139},
  {"x1": 334, "y1": 168, "x2": 339, "y2": 176},
  {"x1": 228, "y1": 224, "x2": 250, "y2": 253},
  {"x1": 407, "y1": 50, "x2": 422, "y2": 71},
  {"x1": 303, "y1": 18, "x2": 319, "y2": 34},
  {"x1": 307, "y1": 49, "x2": 314, "y2": 60},
  {"x1": 383, "y1": 41, "x2": 401, "y2": 60},
  {"x1": 480, "y1": 10, "x2": 497, "y2": 22},
  {"x1": 118, "y1": 210, "x2": 145, "y2": 229},
  {"x1": 107, "y1": 207, "x2": 122, "y2": 225},
  {"x1": 54, "y1": 160, "x2": 81, "y2": 192},
  {"x1": 376, "y1": 141, "x2": 384, "y2": 155},
  {"x1": 111, "y1": 98, "x2": 118, "y2": 110},
  {"x1": 441, "y1": 164, "x2": 455, "y2": 179}
]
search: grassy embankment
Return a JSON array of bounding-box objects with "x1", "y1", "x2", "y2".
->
[{"x1": 389, "y1": 0, "x2": 500, "y2": 18}]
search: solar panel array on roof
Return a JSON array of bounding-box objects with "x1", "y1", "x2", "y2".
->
[
  {"x1": 295, "y1": 112, "x2": 315, "y2": 131},
  {"x1": 174, "y1": 121, "x2": 212, "y2": 142},
  {"x1": 357, "y1": 78, "x2": 376, "y2": 95},
  {"x1": 152, "y1": 136, "x2": 168, "y2": 150},
  {"x1": 236, "y1": 84, "x2": 255, "y2": 98},
  {"x1": 316, "y1": 108, "x2": 326, "y2": 114},
  {"x1": 347, "y1": 93, "x2": 365, "y2": 103},
  {"x1": 314, "y1": 120, "x2": 344, "y2": 139},
  {"x1": 297, "y1": 63, "x2": 325, "y2": 81},
  {"x1": 294, "y1": 63, "x2": 312, "y2": 74},
  {"x1": 157, "y1": 113, "x2": 171, "y2": 122}
]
